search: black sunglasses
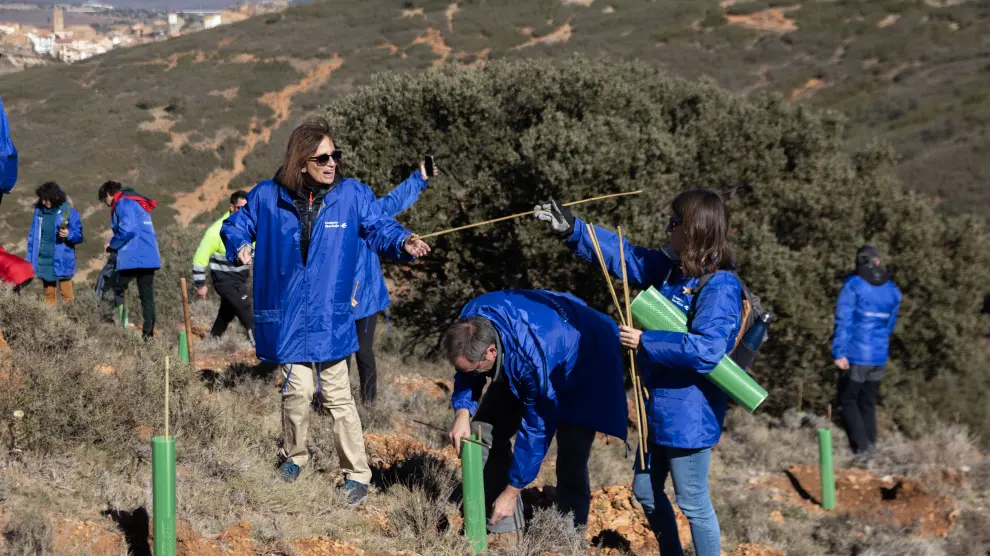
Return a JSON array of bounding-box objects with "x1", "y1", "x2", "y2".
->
[
  {"x1": 668, "y1": 215, "x2": 683, "y2": 229},
  {"x1": 309, "y1": 149, "x2": 342, "y2": 167}
]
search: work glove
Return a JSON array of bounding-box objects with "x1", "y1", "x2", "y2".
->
[{"x1": 533, "y1": 199, "x2": 575, "y2": 238}]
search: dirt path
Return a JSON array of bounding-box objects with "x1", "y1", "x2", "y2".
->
[
  {"x1": 446, "y1": 3, "x2": 459, "y2": 32},
  {"x1": 725, "y1": 6, "x2": 801, "y2": 33},
  {"x1": 172, "y1": 55, "x2": 343, "y2": 225},
  {"x1": 412, "y1": 28, "x2": 453, "y2": 67},
  {"x1": 512, "y1": 22, "x2": 573, "y2": 50}
]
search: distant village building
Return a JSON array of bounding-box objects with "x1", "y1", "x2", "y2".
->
[
  {"x1": 27, "y1": 32, "x2": 54, "y2": 56},
  {"x1": 204, "y1": 14, "x2": 222, "y2": 29}
]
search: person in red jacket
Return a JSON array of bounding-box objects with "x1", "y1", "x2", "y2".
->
[{"x1": 0, "y1": 246, "x2": 34, "y2": 293}]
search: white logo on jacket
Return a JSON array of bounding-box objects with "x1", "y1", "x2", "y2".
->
[{"x1": 325, "y1": 221, "x2": 347, "y2": 229}]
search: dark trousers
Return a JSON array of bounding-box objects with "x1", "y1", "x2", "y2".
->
[
  {"x1": 210, "y1": 274, "x2": 253, "y2": 338},
  {"x1": 839, "y1": 365, "x2": 884, "y2": 454},
  {"x1": 102, "y1": 268, "x2": 156, "y2": 338},
  {"x1": 354, "y1": 313, "x2": 378, "y2": 403},
  {"x1": 472, "y1": 379, "x2": 596, "y2": 533}
]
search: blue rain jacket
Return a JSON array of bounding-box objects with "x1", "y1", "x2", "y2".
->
[
  {"x1": 221, "y1": 178, "x2": 414, "y2": 364},
  {"x1": 565, "y1": 219, "x2": 742, "y2": 449},
  {"x1": 450, "y1": 290, "x2": 628, "y2": 489},
  {"x1": 353, "y1": 172, "x2": 427, "y2": 320},
  {"x1": 831, "y1": 275, "x2": 901, "y2": 366},
  {"x1": 0, "y1": 96, "x2": 16, "y2": 194},
  {"x1": 109, "y1": 197, "x2": 161, "y2": 270},
  {"x1": 26, "y1": 203, "x2": 83, "y2": 278}
]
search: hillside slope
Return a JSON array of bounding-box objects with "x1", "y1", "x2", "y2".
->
[{"x1": 0, "y1": 0, "x2": 988, "y2": 272}]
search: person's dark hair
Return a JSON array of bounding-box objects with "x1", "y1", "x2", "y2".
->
[
  {"x1": 35, "y1": 181, "x2": 67, "y2": 208},
  {"x1": 279, "y1": 118, "x2": 333, "y2": 192},
  {"x1": 671, "y1": 189, "x2": 733, "y2": 277},
  {"x1": 441, "y1": 316, "x2": 497, "y2": 365},
  {"x1": 98, "y1": 180, "x2": 123, "y2": 202},
  {"x1": 229, "y1": 190, "x2": 248, "y2": 205}
]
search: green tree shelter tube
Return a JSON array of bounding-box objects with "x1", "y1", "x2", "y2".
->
[
  {"x1": 630, "y1": 286, "x2": 768, "y2": 412},
  {"x1": 818, "y1": 428, "x2": 836, "y2": 510},
  {"x1": 152, "y1": 435, "x2": 177, "y2": 555},
  {"x1": 461, "y1": 435, "x2": 487, "y2": 553},
  {"x1": 178, "y1": 332, "x2": 189, "y2": 363}
]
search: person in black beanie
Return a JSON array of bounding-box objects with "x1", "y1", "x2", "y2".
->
[{"x1": 832, "y1": 245, "x2": 902, "y2": 459}]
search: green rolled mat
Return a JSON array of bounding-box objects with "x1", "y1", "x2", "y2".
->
[
  {"x1": 630, "y1": 286, "x2": 768, "y2": 412},
  {"x1": 152, "y1": 436, "x2": 177, "y2": 555},
  {"x1": 818, "y1": 428, "x2": 836, "y2": 510},
  {"x1": 461, "y1": 435, "x2": 487, "y2": 553}
]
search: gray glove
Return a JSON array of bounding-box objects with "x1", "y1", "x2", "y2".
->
[{"x1": 533, "y1": 199, "x2": 575, "y2": 238}]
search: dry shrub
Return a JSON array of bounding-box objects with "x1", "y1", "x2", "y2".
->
[
  {"x1": 0, "y1": 287, "x2": 221, "y2": 461},
  {"x1": 2, "y1": 506, "x2": 54, "y2": 556},
  {"x1": 509, "y1": 507, "x2": 587, "y2": 556},
  {"x1": 380, "y1": 460, "x2": 466, "y2": 554},
  {"x1": 870, "y1": 423, "x2": 982, "y2": 478}
]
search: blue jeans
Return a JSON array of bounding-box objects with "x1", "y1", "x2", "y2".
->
[
  {"x1": 637, "y1": 444, "x2": 720, "y2": 556},
  {"x1": 632, "y1": 452, "x2": 655, "y2": 523}
]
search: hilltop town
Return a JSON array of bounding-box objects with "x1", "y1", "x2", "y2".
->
[{"x1": 0, "y1": 0, "x2": 286, "y2": 72}]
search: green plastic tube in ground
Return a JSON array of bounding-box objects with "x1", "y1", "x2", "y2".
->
[
  {"x1": 818, "y1": 428, "x2": 836, "y2": 510},
  {"x1": 461, "y1": 434, "x2": 487, "y2": 553},
  {"x1": 178, "y1": 332, "x2": 189, "y2": 363},
  {"x1": 152, "y1": 436, "x2": 177, "y2": 555},
  {"x1": 630, "y1": 286, "x2": 768, "y2": 412}
]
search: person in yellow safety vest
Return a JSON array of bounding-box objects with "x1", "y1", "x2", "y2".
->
[{"x1": 192, "y1": 191, "x2": 254, "y2": 346}]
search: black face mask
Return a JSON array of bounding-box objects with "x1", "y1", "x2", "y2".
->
[{"x1": 856, "y1": 256, "x2": 890, "y2": 286}]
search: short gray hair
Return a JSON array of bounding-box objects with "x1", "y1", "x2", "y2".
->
[{"x1": 441, "y1": 316, "x2": 497, "y2": 364}]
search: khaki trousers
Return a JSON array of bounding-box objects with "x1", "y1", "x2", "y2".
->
[
  {"x1": 279, "y1": 360, "x2": 372, "y2": 484},
  {"x1": 43, "y1": 280, "x2": 73, "y2": 306}
]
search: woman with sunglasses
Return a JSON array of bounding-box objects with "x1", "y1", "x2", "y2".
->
[
  {"x1": 535, "y1": 190, "x2": 741, "y2": 556},
  {"x1": 221, "y1": 118, "x2": 430, "y2": 503}
]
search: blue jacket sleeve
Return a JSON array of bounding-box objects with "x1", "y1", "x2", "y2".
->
[
  {"x1": 640, "y1": 272, "x2": 742, "y2": 374},
  {"x1": 832, "y1": 279, "x2": 856, "y2": 359},
  {"x1": 221, "y1": 190, "x2": 259, "y2": 260},
  {"x1": 108, "y1": 204, "x2": 137, "y2": 251},
  {"x1": 564, "y1": 217, "x2": 673, "y2": 289},
  {"x1": 358, "y1": 185, "x2": 413, "y2": 262},
  {"x1": 65, "y1": 209, "x2": 84, "y2": 246},
  {"x1": 0, "y1": 97, "x2": 16, "y2": 194},
  {"x1": 451, "y1": 372, "x2": 486, "y2": 414},
  {"x1": 507, "y1": 365, "x2": 558, "y2": 489},
  {"x1": 376, "y1": 172, "x2": 427, "y2": 217}
]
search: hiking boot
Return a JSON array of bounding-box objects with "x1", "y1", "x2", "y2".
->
[
  {"x1": 341, "y1": 479, "x2": 369, "y2": 505},
  {"x1": 278, "y1": 462, "x2": 301, "y2": 483}
]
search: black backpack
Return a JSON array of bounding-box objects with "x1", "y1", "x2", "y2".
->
[{"x1": 688, "y1": 271, "x2": 768, "y2": 355}]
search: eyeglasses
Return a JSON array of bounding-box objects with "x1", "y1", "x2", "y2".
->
[
  {"x1": 309, "y1": 149, "x2": 342, "y2": 167},
  {"x1": 667, "y1": 215, "x2": 683, "y2": 230}
]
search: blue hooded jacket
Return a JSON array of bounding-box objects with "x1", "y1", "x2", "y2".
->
[
  {"x1": 0, "y1": 96, "x2": 16, "y2": 194},
  {"x1": 450, "y1": 290, "x2": 628, "y2": 489},
  {"x1": 353, "y1": 172, "x2": 428, "y2": 320},
  {"x1": 221, "y1": 177, "x2": 415, "y2": 364},
  {"x1": 565, "y1": 219, "x2": 742, "y2": 449},
  {"x1": 109, "y1": 194, "x2": 161, "y2": 271},
  {"x1": 832, "y1": 275, "x2": 901, "y2": 366},
  {"x1": 26, "y1": 203, "x2": 83, "y2": 278}
]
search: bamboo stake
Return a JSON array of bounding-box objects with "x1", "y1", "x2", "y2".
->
[
  {"x1": 351, "y1": 281, "x2": 360, "y2": 308},
  {"x1": 585, "y1": 223, "x2": 625, "y2": 324},
  {"x1": 827, "y1": 403, "x2": 832, "y2": 423},
  {"x1": 164, "y1": 355, "x2": 170, "y2": 439},
  {"x1": 418, "y1": 190, "x2": 643, "y2": 240},
  {"x1": 180, "y1": 278, "x2": 194, "y2": 363},
  {"x1": 619, "y1": 226, "x2": 648, "y2": 467}
]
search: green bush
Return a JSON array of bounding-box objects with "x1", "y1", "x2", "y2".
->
[{"x1": 326, "y1": 58, "x2": 990, "y2": 442}]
